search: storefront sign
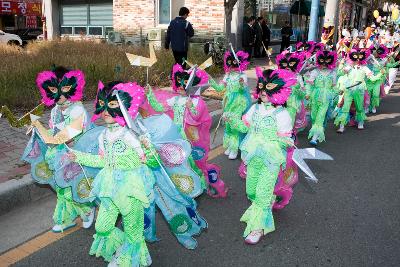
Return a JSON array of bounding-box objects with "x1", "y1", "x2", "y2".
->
[
  {"x1": 26, "y1": 14, "x2": 37, "y2": 28},
  {"x1": 0, "y1": 1, "x2": 41, "y2": 16}
]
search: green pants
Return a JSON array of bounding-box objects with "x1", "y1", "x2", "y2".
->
[
  {"x1": 53, "y1": 185, "x2": 92, "y2": 226},
  {"x1": 91, "y1": 198, "x2": 151, "y2": 266},
  {"x1": 223, "y1": 121, "x2": 241, "y2": 152},
  {"x1": 367, "y1": 81, "x2": 381, "y2": 110},
  {"x1": 240, "y1": 157, "x2": 280, "y2": 237},
  {"x1": 334, "y1": 89, "x2": 366, "y2": 126},
  {"x1": 308, "y1": 100, "x2": 329, "y2": 142}
]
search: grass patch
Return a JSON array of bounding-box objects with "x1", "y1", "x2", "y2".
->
[{"x1": 0, "y1": 39, "x2": 223, "y2": 110}]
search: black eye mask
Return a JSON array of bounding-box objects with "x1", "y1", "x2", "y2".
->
[
  {"x1": 174, "y1": 71, "x2": 201, "y2": 89},
  {"x1": 41, "y1": 76, "x2": 78, "y2": 103},
  {"x1": 226, "y1": 55, "x2": 240, "y2": 68},
  {"x1": 257, "y1": 70, "x2": 286, "y2": 96},
  {"x1": 350, "y1": 51, "x2": 366, "y2": 61},
  {"x1": 94, "y1": 88, "x2": 132, "y2": 118}
]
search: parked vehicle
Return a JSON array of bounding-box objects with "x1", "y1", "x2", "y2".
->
[
  {"x1": 0, "y1": 30, "x2": 22, "y2": 46},
  {"x1": 7, "y1": 28, "x2": 43, "y2": 45}
]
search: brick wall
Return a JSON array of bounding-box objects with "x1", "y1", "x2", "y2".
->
[
  {"x1": 113, "y1": 0, "x2": 225, "y2": 40},
  {"x1": 185, "y1": 0, "x2": 225, "y2": 35},
  {"x1": 113, "y1": 0, "x2": 155, "y2": 37}
]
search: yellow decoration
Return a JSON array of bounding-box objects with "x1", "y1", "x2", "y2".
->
[
  {"x1": 392, "y1": 8, "x2": 399, "y2": 21},
  {"x1": 126, "y1": 42, "x2": 157, "y2": 67},
  {"x1": 171, "y1": 174, "x2": 194, "y2": 194},
  {"x1": 77, "y1": 177, "x2": 94, "y2": 199},
  {"x1": 373, "y1": 10, "x2": 379, "y2": 19},
  {"x1": 185, "y1": 126, "x2": 199, "y2": 142},
  {"x1": 0, "y1": 104, "x2": 45, "y2": 128}
]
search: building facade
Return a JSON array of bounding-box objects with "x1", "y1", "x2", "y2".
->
[{"x1": 44, "y1": 0, "x2": 238, "y2": 44}]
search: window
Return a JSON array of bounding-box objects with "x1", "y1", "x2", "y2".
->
[
  {"x1": 89, "y1": 26, "x2": 103, "y2": 36},
  {"x1": 60, "y1": 2, "x2": 112, "y2": 37},
  {"x1": 61, "y1": 27, "x2": 73, "y2": 35},
  {"x1": 159, "y1": 0, "x2": 170, "y2": 24}
]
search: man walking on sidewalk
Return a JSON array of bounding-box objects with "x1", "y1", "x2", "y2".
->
[
  {"x1": 242, "y1": 16, "x2": 256, "y2": 60},
  {"x1": 165, "y1": 7, "x2": 194, "y2": 68}
]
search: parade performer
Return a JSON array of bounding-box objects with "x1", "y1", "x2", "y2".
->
[
  {"x1": 275, "y1": 51, "x2": 307, "y2": 130},
  {"x1": 24, "y1": 66, "x2": 95, "y2": 233},
  {"x1": 335, "y1": 48, "x2": 382, "y2": 132},
  {"x1": 209, "y1": 50, "x2": 252, "y2": 160},
  {"x1": 305, "y1": 50, "x2": 338, "y2": 145},
  {"x1": 68, "y1": 81, "x2": 154, "y2": 266},
  {"x1": 366, "y1": 44, "x2": 389, "y2": 113},
  {"x1": 144, "y1": 64, "x2": 227, "y2": 198},
  {"x1": 228, "y1": 68, "x2": 296, "y2": 244}
]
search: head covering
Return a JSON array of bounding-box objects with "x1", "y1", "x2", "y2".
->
[
  {"x1": 316, "y1": 50, "x2": 338, "y2": 70},
  {"x1": 36, "y1": 66, "x2": 85, "y2": 106},
  {"x1": 171, "y1": 64, "x2": 208, "y2": 92},
  {"x1": 347, "y1": 47, "x2": 371, "y2": 65},
  {"x1": 223, "y1": 50, "x2": 250, "y2": 73},
  {"x1": 92, "y1": 81, "x2": 145, "y2": 126},
  {"x1": 313, "y1": 42, "x2": 326, "y2": 53},
  {"x1": 296, "y1": 41, "x2": 316, "y2": 53},
  {"x1": 369, "y1": 44, "x2": 389, "y2": 59},
  {"x1": 275, "y1": 52, "x2": 305, "y2": 73},
  {"x1": 254, "y1": 67, "x2": 297, "y2": 105}
]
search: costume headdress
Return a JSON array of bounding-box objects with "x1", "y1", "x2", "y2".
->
[
  {"x1": 254, "y1": 67, "x2": 297, "y2": 105},
  {"x1": 369, "y1": 44, "x2": 389, "y2": 59},
  {"x1": 296, "y1": 41, "x2": 316, "y2": 54},
  {"x1": 316, "y1": 50, "x2": 338, "y2": 70},
  {"x1": 347, "y1": 47, "x2": 371, "y2": 65},
  {"x1": 223, "y1": 50, "x2": 249, "y2": 72},
  {"x1": 36, "y1": 66, "x2": 85, "y2": 106},
  {"x1": 92, "y1": 81, "x2": 145, "y2": 126},
  {"x1": 275, "y1": 52, "x2": 305, "y2": 73},
  {"x1": 171, "y1": 64, "x2": 208, "y2": 92}
]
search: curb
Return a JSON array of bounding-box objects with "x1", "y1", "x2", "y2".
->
[
  {"x1": 0, "y1": 110, "x2": 223, "y2": 216},
  {"x1": 0, "y1": 174, "x2": 53, "y2": 216}
]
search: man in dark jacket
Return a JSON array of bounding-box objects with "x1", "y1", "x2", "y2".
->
[
  {"x1": 261, "y1": 18, "x2": 271, "y2": 57},
  {"x1": 165, "y1": 7, "x2": 194, "y2": 68},
  {"x1": 280, "y1": 21, "x2": 293, "y2": 52},
  {"x1": 254, "y1": 17, "x2": 264, "y2": 58},
  {"x1": 242, "y1": 16, "x2": 256, "y2": 59}
]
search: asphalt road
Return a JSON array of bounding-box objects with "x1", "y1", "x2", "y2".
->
[{"x1": 9, "y1": 88, "x2": 400, "y2": 267}]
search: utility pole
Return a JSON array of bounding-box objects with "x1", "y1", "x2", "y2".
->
[{"x1": 308, "y1": 0, "x2": 320, "y2": 41}]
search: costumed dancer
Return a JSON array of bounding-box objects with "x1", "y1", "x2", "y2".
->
[
  {"x1": 335, "y1": 48, "x2": 381, "y2": 132},
  {"x1": 305, "y1": 50, "x2": 338, "y2": 145},
  {"x1": 366, "y1": 44, "x2": 390, "y2": 113},
  {"x1": 228, "y1": 68, "x2": 296, "y2": 244},
  {"x1": 68, "y1": 81, "x2": 154, "y2": 266},
  {"x1": 209, "y1": 50, "x2": 252, "y2": 160},
  {"x1": 145, "y1": 64, "x2": 227, "y2": 197},
  {"x1": 26, "y1": 66, "x2": 95, "y2": 233}
]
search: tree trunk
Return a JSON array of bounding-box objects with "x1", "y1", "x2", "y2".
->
[{"x1": 224, "y1": 0, "x2": 238, "y2": 45}]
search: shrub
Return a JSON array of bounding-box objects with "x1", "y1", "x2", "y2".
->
[{"x1": 0, "y1": 39, "x2": 223, "y2": 110}]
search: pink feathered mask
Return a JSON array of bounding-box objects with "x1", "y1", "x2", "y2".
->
[
  {"x1": 92, "y1": 81, "x2": 145, "y2": 127},
  {"x1": 223, "y1": 50, "x2": 250, "y2": 73},
  {"x1": 171, "y1": 64, "x2": 208, "y2": 92},
  {"x1": 36, "y1": 67, "x2": 85, "y2": 107}
]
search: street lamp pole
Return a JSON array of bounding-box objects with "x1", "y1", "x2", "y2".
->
[{"x1": 308, "y1": 0, "x2": 320, "y2": 41}]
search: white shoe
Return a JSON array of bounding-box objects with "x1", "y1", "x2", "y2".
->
[
  {"x1": 82, "y1": 207, "x2": 96, "y2": 229},
  {"x1": 357, "y1": 122, "x2": 364, "y2": 130},
  {"x1": 245, "y1": 230, "x2": 263, "y2": 245},
  {"x1": 337, "y1": 125, "x2": 345, "y2": 133},
  {"x1": 365, "y1": 108, "x2": 369, "y2": 114},
  {"x1": 371, "y1": 108, "x2": 377, "y2": 114},
  {"x1": 228, "y1": 150, "x2": 238, "y2": 160},
  {"x1": 224, "y1": 148, "x2": 231, "y2": 156},
  {"x1": 107, "y1": 257, "x2": 118, "y2": 267},
  {"x1": 52, "y1": 222, "x2": 77, "y2": 233}
]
